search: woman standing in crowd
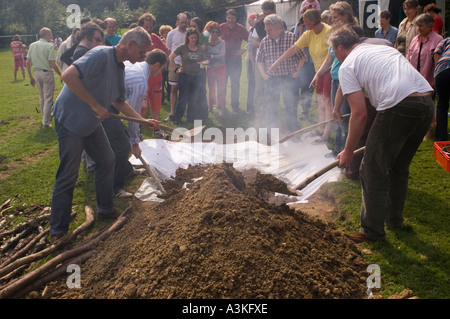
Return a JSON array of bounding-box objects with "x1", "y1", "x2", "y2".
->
[
  {"x1": 424, "y1": 3, "x2": 444, "y2": 36},
  {"x1": 407, "y1": 13, "x2": 443, "y2": 140},
  {"x1": 206, "y1": 22, "x2": 227, "y2": 115},
  {"x1": 169, "y1": 28, "x2": 208, "y2": 125},
  {"x1": 395, "y1": 0, "x2": 420, "y2": 56},
  {"x1": 433, "y1": 37, "x2": 450, "y2": 141}
]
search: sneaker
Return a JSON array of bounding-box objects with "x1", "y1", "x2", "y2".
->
[
  {"x1": 97, "y1": 208, "x2": 122, "y2": 221},
  {"x1": 115, "y1": 189, "x2": 133, "y2": 198},
  {"x1": 164, "y1": 114, "x2": 174, "y2": 122},
  {"x1": 132, "y1": 168, "x2": 147, "y2": 176},
  {"x1": 153, "y1": 130, "x2": 169, "y2": 139}
]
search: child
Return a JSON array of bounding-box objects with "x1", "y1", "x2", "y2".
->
[
  {"x1": 10, "y1": 35, "x2": 25, "y2": 80},
  {"x1": 300, "y1": 0, "x2": 321, "y2": 13}
]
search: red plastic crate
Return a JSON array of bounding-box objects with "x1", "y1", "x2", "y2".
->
[{"x1": 434, "y1": 141, "x2": 450, "y2": 172}]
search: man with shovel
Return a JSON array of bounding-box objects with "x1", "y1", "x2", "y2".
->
[
  {"x1": 50, "y1": 27, "x2": 160, "y2": 241},
  {"x1": 330, "y1": 26, "x2": 434, "y2": 243}
]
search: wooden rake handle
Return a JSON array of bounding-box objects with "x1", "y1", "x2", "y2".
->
[
  {"x1": 293, "y1": 146, "x2": 365, "y2": 191},
  {"x1": 108, "y1": 113, "x2": 175, "y2": 132},
  {"x1": 279, "y1": 114, "x2": 350, "y2": 144}
]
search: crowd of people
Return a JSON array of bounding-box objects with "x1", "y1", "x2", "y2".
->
[{"x1": 12, "y1": 0, "x2": 449, "y2": 243}]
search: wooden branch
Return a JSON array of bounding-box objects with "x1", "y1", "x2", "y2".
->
[
  {"x1": 0, "y1": 213, "x2": 50, "y2": 240},
  {"x1": 0, "y1": 199, "x2": 11, "y2": 212},
  {"x1": 0, "y1": 228, "x2": 50, "y2": 269},
  {"x1": 0, "y1": 205, "x2": 131, "y2": 299},
  {"x1": 0, "y1": 209, "x2": 89, "y2": 279}
]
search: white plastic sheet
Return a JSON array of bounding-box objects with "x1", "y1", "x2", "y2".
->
[{"x1": 129, "y1": 131, "x2": 343, "y2": 204}]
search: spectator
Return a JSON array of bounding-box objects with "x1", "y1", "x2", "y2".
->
[
  {"x1": 395, "y1": 0, "x2": 420, "y2": 56},
  {"x1": 329, "y1": 26, "x2": 434, "y2": 243},
  {"x1": 206, "y1": 22, "x2": 227, "y2": 115},
  {"x1": 321, "y1": 10, "x2": 332, "y2": 26},
  {"x1": 104, "y1": 17, "x2": 122, "y2": 46},
  {"x1": 49, "y1": 27, "x2": 158, "y2": 240},
  {"x1": 220, "y1": 9, "x2": 249, "y2": 114},
  {"x1": 270, "y1": 9, "x2": 332, "y2": 144},
  {"x1": 191, "y1": 17, "x2": 208, "y2": 50},
  {"x1": 433, "y1": 37, "x2": 450, "y2": 141},
  {"x1": 424, "y1": 3, "x2": 444, "y2": 36},
  {"x1": 56, "y1": 28, "x2": 80, "y2": 73},
  {"x1": 169, "y1": 28, "x2": 208, "y2": 125},
  {"x1": 251, "y1": 1, "x2": 282, "y2": 126},
  {"x1": 246, "y1": 12, "x2": 260, "y2": 117},
  {"x1": 165, "y1": 13, "x2": 189, "y2": 122},
  {"x1": 375, "y1": 10, "x2": 398, "y2": 45},
  {"x1": 138, "y1": 13, "x2": 170, "y2": 139},
  {"x1": 159, "y1": 25, "x2": 173, "y2": 104},
  {"x1": 257, "y1": 14, "x2": 306, "y2": 135},
  {"x1": 55, "y1": 35, "x2": 63, "y2": 48},
  {"x1": 407, "y1": 13, "x2": 443, "y2": 140},
  {"x1": 311, "y1": 1, "x2": 358, "y2": 159},
  {"x1": 26, "y1": 27, "x2": 62, "y2": 128},
  {"x1": 10, "y1": 34, "x2": 26, "y2": 80},
  {"x1": 300, "y1": 0, "x2": 320, "y2": 12}
]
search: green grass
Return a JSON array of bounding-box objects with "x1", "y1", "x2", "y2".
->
[{"x1": 0, "y1": 47, "x2": 449, "y2": 299}]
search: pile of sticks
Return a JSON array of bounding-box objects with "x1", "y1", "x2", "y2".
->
[{"x1": 0, "y1": 198, "x2": 132, "y2": 299}]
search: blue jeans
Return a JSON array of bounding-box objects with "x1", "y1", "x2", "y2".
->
[
  {"x1": 225, "y1": 59, "x2": 242, "y2": 111},
  {"x1": 332, "y1": 79, "x2": 351, "y2": 153},
  {"x1": 102, "y1": 106, "x2": 134, "y2": 193},
  {"x1": 360, "y1": 95, "x2": 434, "y2": 240},
  {"x1": 264, "y1": 75, "x2": 299, "y2": 133},
  {"x1": 50, "y1": 121, "x2": 115, "y2": 235}
]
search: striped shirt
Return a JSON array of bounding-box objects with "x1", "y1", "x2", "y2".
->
[
  {"x1": 434, "y1": 37, "x2": 450, "y2": 77},
  {"x1": 257, "y1": 30, "x2": 305, "y2": 77},
  {"x1": 124, "y1": 61, "x2": 150, "y2": 145}
]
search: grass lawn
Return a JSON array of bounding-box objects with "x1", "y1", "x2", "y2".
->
[{"x1": 0, "y1": 47, "x2": 449, "y2": 299}]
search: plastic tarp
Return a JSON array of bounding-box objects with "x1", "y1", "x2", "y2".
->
[{"x1": 129, "y1": 131, "x2": 343, "y2": 205}]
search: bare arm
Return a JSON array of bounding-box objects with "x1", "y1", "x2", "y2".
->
[
  {"x1": 257, "y1": 61, "x2": 269, "y2": 81},
  {"x1": 26, "y1": 59, "x2": 35, "y2": 86},
  {"x1": 169, "y1": 52, "x2": 179, "y2": 72},
  {"x1": 332, "y1": 85, "x2": 345, "y2": 119},
  {"x1": 50, "y1": 60, "x2": 61, "y2": 77},
  {"x1": 337, "y1": 90, "x2": 367, "y2": 168}
]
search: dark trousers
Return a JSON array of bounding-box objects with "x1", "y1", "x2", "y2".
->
[
  {"x1": 174, "y1": 72, "x2": 205, "y2": 123},
  {"x1": 435, "y1": 68, "x2": 450, "y2": 141},
  {"x1": 360, "y1": 95, "x2": 434, "y2": 240},
  {"x1": 51, "y1": 121, "x2": 115, "y2": 235},
  {"x1": 102, "y1": 106, "x2": 134, "y2": 193},
  {"x1": 246, "y1": 55, "x2": 256, "y2": 115},
  {"x1": 225, "y1": 59, "x2": 242, "y2": 111},
  {"x1": 264, "y1": 75, "x2": 299, "y2": 133},
  {"x1": 297, "y1": 60, "x2": 315, "y2": 117}
]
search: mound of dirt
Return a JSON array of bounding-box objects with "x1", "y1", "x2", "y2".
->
[{"x1": 42, "y1": 163, "x2": 369, "y2": 299}]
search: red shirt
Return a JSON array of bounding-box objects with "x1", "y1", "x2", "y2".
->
[
  {"x1": 147, "y1": 33, "x2": 169, "y2": 84},
  {"x1": 433, "y1": 16, "x2": 443, "y2": 36},
  {"x1": 219, "y1": 22, "x2": 249, "y2": 61}
]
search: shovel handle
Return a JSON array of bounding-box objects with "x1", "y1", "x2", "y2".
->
[
  {"x1": 138, "y1": 155, "x2": 166, "y2": 194},
  {"x1": 109, "y1": 113, "x2": 174, "y2": 132},
  {"x1": 293, "y1": 146, "x2": 365, "y2": 191},
  {"x1": 279, "y1": 114, "x2": 350, "y2": 144}
]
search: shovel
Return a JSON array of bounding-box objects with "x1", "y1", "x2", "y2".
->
[
  {"x1": 138, "y1": 154, "x2": 166, "y2": 195},
  {"x1": 292, "y1": 146, "x2": 365, "y2": 191},
  {"x1": 278, "y1": 114, "x2": 350, "y2": 144},
  {"x1": 108, "y1": 113, "x2": 205, "y2": 140}
]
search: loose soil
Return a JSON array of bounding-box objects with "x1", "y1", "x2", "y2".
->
[{"x1": 40, "y1": 163, "x2": 369, "y2": 299}]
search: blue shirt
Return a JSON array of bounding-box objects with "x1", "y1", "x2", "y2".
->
[
  {"x1": 375, "y1": 25, "x2": 398, "y2": 46},
  {"x1": 53, "y1": 46, "x2": 125, "y2": 137},
  {"x1": 105, "y1": 33, "x2": 122, "y2": 46}
]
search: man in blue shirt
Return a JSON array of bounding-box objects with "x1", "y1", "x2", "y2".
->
[
  {"x1": 50, "y1": 27, "x2": 159, "y2": 241},
  {"x1": 104, "y1": 17, "x2": 122, "y2": 46},
  {"x1": 374, "y1": 11, "x2": 398, "y2": 45}
]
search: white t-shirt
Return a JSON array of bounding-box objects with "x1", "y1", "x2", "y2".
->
[
  {"x1": 166, "y1": 28, "x2": 187, "y2": 65},
  {"x1": 339, "y1": 43, "x2": 432, "y2": 111}
]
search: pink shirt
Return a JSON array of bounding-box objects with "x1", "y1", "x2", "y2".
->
[{"x1": 407, "y1": 31, "x2": 443, "y2": 85}]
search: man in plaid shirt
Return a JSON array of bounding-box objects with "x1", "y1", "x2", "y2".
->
[{"x1": 257, "y1": 14, "x2": 306, "y2": 134}]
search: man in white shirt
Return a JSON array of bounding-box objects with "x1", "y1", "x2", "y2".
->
[
  {"x1": 164, "y1": 13, "x2": 188, "y2": 122},
  {"x1": 330, "y1": 26, "x2": 434, "y2": 243}
]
